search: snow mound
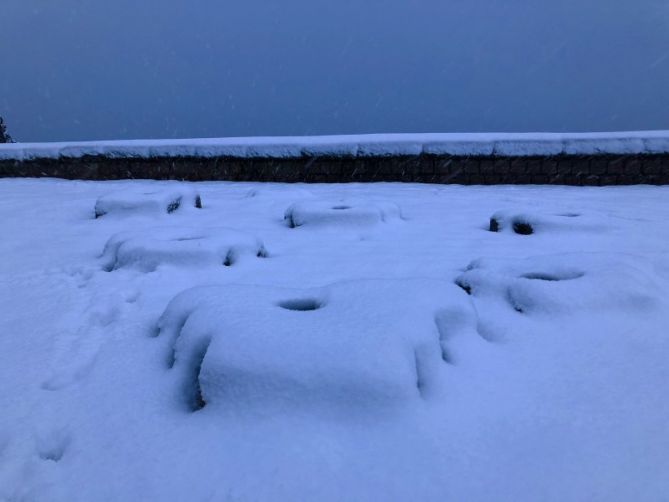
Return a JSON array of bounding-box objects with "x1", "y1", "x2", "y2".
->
[
  {"x1": 101, "y1": 227, "x2": 267, "y2": 272},
  {"x1": 156, "y1": 279, "x2": 476, "y2": 413},
  {"x1": 488, "y1": 209, "x2": 606, "y2": 235},
  {"x1": 284, "y1": 199, "x2": 401, "y2": 228},
  {"x1": 456, "y1": 253, "x2": 660, "y2": 316},
  {"x1": 94, "y1": 188, "x2": 201, "y2": 218}
]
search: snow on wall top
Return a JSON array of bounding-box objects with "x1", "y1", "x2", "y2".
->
[{"x1": 1, "y1": 131, "x2": 669, "y2": 161}]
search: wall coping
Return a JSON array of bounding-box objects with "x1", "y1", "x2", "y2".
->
[{"x1": 2, "y1": 131, "x2": 669, "y2": 161}]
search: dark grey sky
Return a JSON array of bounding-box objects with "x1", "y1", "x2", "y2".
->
[{"x1": 2, "y1": 0, "x2": 668, "y2": 142}]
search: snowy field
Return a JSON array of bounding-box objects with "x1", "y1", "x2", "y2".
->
[{"x1": 1, "y1": 178, "x2": 668, "y2": 501}]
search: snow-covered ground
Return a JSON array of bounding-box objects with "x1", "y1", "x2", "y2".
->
[{"x1": 1, "y1": 179, "x2": 668, "y2": 501}]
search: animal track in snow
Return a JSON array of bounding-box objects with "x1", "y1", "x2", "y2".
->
[
  {"x1": 36, "y1": 430, "x2": 70, "y2": 463},
  {"x1": 42, "y1": 291, "x2": 131, "y2": 391}
]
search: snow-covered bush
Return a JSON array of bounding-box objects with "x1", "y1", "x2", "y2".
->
[
  {"x1": 284, "y1": 199, "x2": 401, "y2": 228},
  {"x1": 488, "y1": 210, "x2": 606, "y2": 235},
  {"x1": 94, "y1": 187, "x2": 202, "y2": 218},
  {"x1": 155, "y1": 279, "x2": 477, "y2": 412},
  {"x1": 456, "y1": 253, "x2": 660, "y2": 315},
  {"x1": 101, "y1": 227, "x2": 267, "y2": 272}
]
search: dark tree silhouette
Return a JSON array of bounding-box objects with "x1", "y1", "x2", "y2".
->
[{"x1": 0, "y1": 116, "x2": 13, "y2": 143}]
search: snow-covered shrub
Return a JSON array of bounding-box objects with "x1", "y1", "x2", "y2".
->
[
  {"x1": 0, "y1": 116, "x2": 12, "y2": 143},
  {"x1": 94, "y1": 188, "x2": 202, "y2": 218},
  {"x1": 101, "y1": 227, "x2": 267, "y2": 272},
  {"x1": 284, "y1": 199, "x2": 401, "y2": 228},
  {"x1": 155, "y1": 279, "x2": 477, "y2": 413},
  {"x1": 488, "y1": 210, "x2": 605, "y2": 235},
  {"x1": 456, "y1": 253, "x2": 660, "y2": 315}
]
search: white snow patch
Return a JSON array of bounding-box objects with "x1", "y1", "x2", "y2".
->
[{"x1": 1, "y1": 179, "x2": 669, "y2": 501}]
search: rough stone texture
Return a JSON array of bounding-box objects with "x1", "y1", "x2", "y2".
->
[{"x1": 1, "y1": 154, "x2": 668, "y2": 185}]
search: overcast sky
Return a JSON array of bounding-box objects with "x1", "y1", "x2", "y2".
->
[{"x1": 2, "y1": 0, "x2": 669, "y2": 142}]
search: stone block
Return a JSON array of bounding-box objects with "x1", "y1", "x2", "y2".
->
[{"x1": 493, "y1": 158, "x2": 510, "y2": 175}]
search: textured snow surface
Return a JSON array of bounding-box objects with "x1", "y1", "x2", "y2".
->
[
  {"x1": 1, "y1": 179, "x2": 669, "y2": 501},
  {"x1": 1, "y1": 131, "x2": 669, "y2": 160}
]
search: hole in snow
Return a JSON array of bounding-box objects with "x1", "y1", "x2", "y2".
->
[
  {"x1": 332, "y1": 205, "x2": 352, "y2": 210},
  {"x1": 172, "y1": 236, "x2": 204, "y2": 242},
  {"x1": 512, "y1": 221, "x2": 533, "y2": 235},
  {"x1": 455, "y1": 279, "x2": 472, "y2": 295},
  {"x1": 489, "y1": 218, "x2": 500, "y2": 232},
  {"x1": 166, "y1": 197, "x2": 182, "y2": 214},
  {"x1": 558, "y1": 212, "x2": 580, "y2": 217},
  {"x1": 223, "y1": 250, "x2": 235, "y2": 267},
  {"x1": 39, "y1": 447, "x2": 65, "y2": 462},
  {"x1": 278, "y1": 298, "x2": 323, "y2": 311},
  {"x1": 285, "y1": 213, "x2": 297, "y2": 228},
  {"x1": 520, "y1": 271, "x2": 584, "y2": 281},
  {"x1": 37, "y1": 435, "x2": 68, "y2": 463}
]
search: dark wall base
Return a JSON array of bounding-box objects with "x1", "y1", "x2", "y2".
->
[{"x1": 1, "y1": 154, "x2": 668, "y2": 185}]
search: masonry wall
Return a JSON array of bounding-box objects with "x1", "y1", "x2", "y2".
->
[{"x1": 1, "y1": 154, "x2": 668, "y2": 185}]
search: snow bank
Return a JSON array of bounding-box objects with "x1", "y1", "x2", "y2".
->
[{"x1": 1, "y1": 131, "x2": 669, "y2": 161}]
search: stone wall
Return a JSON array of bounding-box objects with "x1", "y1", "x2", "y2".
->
[{"x1": 1, "y1": 153, "x2": 668, "y2": 185}]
